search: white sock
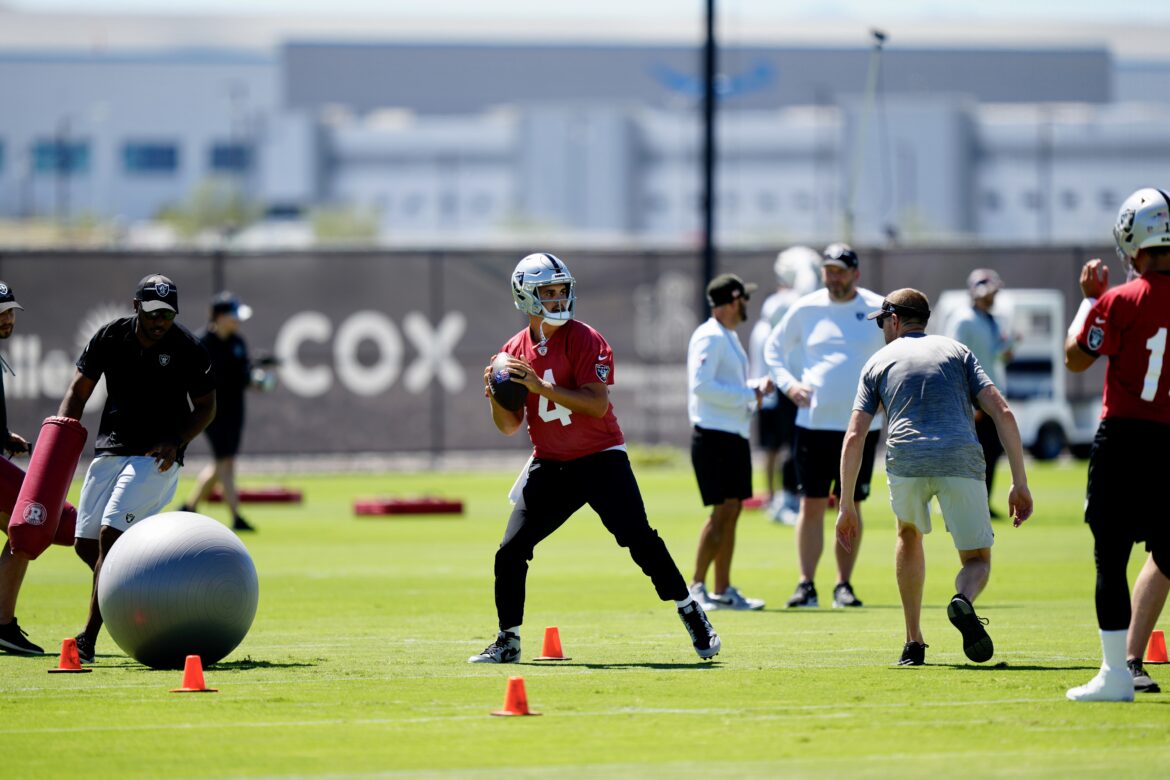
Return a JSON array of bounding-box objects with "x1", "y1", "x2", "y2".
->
[
  {"x1": 1100, "y1": 628, "x2": 1127, "y2": 672},
  {"x1": 502, "y1": 626, "x2": 520, "y2": 638},
  {"x1": 675, "y1": 595, "x2": 694, "y2": 609}
]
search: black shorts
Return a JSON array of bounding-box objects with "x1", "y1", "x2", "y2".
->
[
  {"x1": 756, "y1": 394, "x2": 798, "y2": 450},
  {"x1": 691, "y1": 426, "x2": 753, "y2": 506},
  {"x1": 205, "y1": 415, "x2": 244, "y2": 458},
  {"x1": 794, "y1": 426, "x2": 879, "y2": 501},
  {"x1": 1086, "y1": 417, "x2": 1170, "y2": 553}
]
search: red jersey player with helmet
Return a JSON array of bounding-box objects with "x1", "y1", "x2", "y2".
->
[
  {"x1": 469, "y1": 252, "x2": 720, "y2": 663},
  {"x1": 1065, "y1": 188, "x2": 1170, "y2": 701}
]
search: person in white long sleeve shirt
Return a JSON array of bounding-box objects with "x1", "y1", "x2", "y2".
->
[
  {"x1": 764, "y1": 244, "x2": 886, "y2": 609},
  {"x1": 687, "y1": 274, "x2": 773, "y2": 611}
]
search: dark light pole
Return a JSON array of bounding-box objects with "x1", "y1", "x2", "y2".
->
[{"x1": 700, "y1": 0, "x2": 717, "y2": 316}]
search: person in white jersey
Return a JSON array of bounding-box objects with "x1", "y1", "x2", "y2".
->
[
  {"x1": 747, "y1": 247, "x2": 822, "y2": 524},
  {"x1": 687, "y1": 273, "x2": 772, "y2": 611},
  {"x1": 764, "y1": 244, "x2": 886, "y2": 609}
]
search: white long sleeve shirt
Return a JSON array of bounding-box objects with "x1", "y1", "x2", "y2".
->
[
  {"x1": 687, "y1": 317, "x2": 757, "y2": 439},
  {"x1": 764, "y1": 287, "x2": 886, "y2": 432}
]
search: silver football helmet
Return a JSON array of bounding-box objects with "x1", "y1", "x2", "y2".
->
[
  {"x1": 774, "y1": 246, "x2": 822, "y2": 295},
  {"x1": 511, "y1": 252, "x2": 576, "y2": 325},
  {"x1": 1113, "y1": 188, "x2": 1170, "y2": 278}
]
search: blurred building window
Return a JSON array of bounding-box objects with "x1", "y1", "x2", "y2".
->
[
  {"x1": 643, "y1": 192, "x2": 666, "y2": 213},
  {"x1": 1099, "y1": 190, "x2": 1116, "y2": 211},
  {"x1": 32, "y1": 140, "x2": 89, "y2": 174},
  {"x1": 1022, "y1": 190, "x2": 1042, "y2": 210},
  {"x1": 981, "y1": 190, "x2": 1001, "y2": 211},
  {"x1": 1060, "y1": 190, "x2": 1079, "y2": 210},
  {"x1": 469, "y1": 192, "x2": 493, "y2": 216},
  {"x1": 757, "y1": 191, "x2": 777, "y2": 213},
  {"x1": 402, "y1": 193, "x2": 424, "y2": 216},
  {"x1": 123, "y1": 142, "x2": 179, "y2": 174},
  {"x1": 793, "y1": 191, "x2": 813, "y2": 210},
  {"x1": 209, "y1": 143, "x2": 252, "y2": 172}
]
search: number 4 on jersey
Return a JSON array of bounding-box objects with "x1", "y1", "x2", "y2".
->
[{"x1": 537, "y1": 368, "x2": 573, "y2": 426}]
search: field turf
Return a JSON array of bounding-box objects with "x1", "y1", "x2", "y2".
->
[{"x1": 3, "y1": 456, "x2": 1168, "y2": 779}]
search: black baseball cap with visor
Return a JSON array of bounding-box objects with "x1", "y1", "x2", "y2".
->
[{"x1": 866, "y1": 297, "x2": 931, "y2": 328}]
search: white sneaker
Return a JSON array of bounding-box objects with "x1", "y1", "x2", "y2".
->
[
  {"x1": 771, "y1": 491, "x2": 799, "y2": 526},
  {"x1": 708, "y1": 585, "x2": 765, "y2": 610},
  {"x1": 689, "y1": 582, "x2": 719, "y2": 611},
  {"x1": 1066, "y1": 667, "x2": 1135, "y2": 702}
]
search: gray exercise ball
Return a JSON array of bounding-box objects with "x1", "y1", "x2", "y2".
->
[{"x1": 97, "y1": 511, "x2": 259, "y2": 670}]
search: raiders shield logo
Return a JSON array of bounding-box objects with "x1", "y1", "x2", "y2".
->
[
  {"x1": 1087, "y1": 325, "x2": 1105, "y2": 352},
  {"x1": 0, "y1": 283, "x2": 8, "y2": 296},
  {"x1": 595, "y1": 363, "x2": 611, "y2": 382},
  {"x1": 159, "y1": 354, "x2": 171, "y2": 366},
  {"x1": 22, "y1": 502, "x2": 47, "y2": 526},
  {"x1": 154, "y1": 282, "x2": 171, "y2": 297}
]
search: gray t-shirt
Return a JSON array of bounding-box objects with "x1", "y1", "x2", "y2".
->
[{"x1": 855, "y1": 332, "x2": 994, "y2": 479}]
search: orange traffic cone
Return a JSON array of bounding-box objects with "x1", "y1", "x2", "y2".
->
[
  {"x1": 1146, "y1": 629, "x2": 1168, "y2": 665},
  {"x1": 490, "y1": 675, "x2": 541, "y2": 716},
  {"x1": 170, "y1": 655, "x2": 218, "y2": 693},
  {"x1": 533, "y1": 626, "x2": 571, "y2": 661},
  {"x1": 47, "y1": 637, "x2": 92, "y2": 674}
]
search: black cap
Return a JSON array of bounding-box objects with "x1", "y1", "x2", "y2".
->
[
  {"x1": 210, "y1": 291, "x2": 252, "y2": 321},
  {"x1": 822, "y1": 243, "x2": 860, "y2": 269},
  {"x1": 134, "y1": 274, "x2": 178, "y2": 314},
  {"x1": 866, "y1": 288, "x2": 932, "y2": 321},
  {"x1": 0, "y1": 281, "x2": 24, "y2": 314},
  {"x1": 706, "y1": 273, "x2": 758, "y2": 307}
]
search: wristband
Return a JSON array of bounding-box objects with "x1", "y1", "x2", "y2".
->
[{"x1": 1067, "y1": 297, "x2": 1097, "y2": 339}]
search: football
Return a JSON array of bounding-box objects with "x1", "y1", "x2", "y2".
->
[{"x1": 489, "y1": 353, "x2": 529, "y2": 412}]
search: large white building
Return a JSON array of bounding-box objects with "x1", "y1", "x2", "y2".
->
[{"x1": 2, "y1": 41, "x2": 1169, "y2": 246}]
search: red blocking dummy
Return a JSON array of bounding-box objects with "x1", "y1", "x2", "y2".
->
[
  {"x1": 0, "y1": 457, "x2": 78, "y2": 548},
  {"x1": 9, "y1": 417, "x2": 87, "y2": 559}
]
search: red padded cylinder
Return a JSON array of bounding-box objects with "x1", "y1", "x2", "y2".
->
[
  {"x1": 0, "y1": 457, "x2": 78, "y2": 549},
  {"x1": 8, "y1": 417, "x2": 87, "y2": 560}
]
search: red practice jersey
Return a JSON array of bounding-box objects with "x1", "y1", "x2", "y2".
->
[
  {"x1": 1078, "y1": 271, "x2": 1170, "y2": 424},
  {"x1": 500, "y1": 319, "x2": 625, "y2": 460}
]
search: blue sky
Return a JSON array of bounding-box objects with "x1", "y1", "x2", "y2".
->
[{"x1": 7, "y1": 0, "x2": 1170, "y2": 23}]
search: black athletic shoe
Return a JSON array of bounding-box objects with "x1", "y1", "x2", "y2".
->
[
  {"x1": 0, "y1": 618, "x2": 44, "y2": 655},
  {"x1": 1129, "y1": 658, "x2": 1162, "y2": 693},
  {"x1": 678, "y1": 600, "x2": 721, "y2": 659},
  {"x1": 897, "y1": 641, "x2": 928, "y2": 666},
  {"x1": 947, "y1": 593, "x2": 993, "y2": 663},
  {"x1": 74, "y1": 632, "x2": 95, "y2": 664},
  {"x1": 786, "y1": 580, "x2": 818, "y2": 608},
  {"x1": 832, "y1": 581, "x2": 863, "y2": 608},
  {"x1": 232, "y1": 515, "x2": 256, "y2": 532},
  {"x1": 468, "y1": 631, "x2": 520, "y2": 664}
]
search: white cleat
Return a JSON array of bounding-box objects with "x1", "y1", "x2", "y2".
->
[{"x1": 1066, "y1": 668, "x2": 1135, "y2": 702}]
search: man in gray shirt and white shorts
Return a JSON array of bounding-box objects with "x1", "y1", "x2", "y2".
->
[{"x1": 835, "y1": 288, "x2": 1034, "y2": 666}]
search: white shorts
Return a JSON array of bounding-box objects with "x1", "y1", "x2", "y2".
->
[
  {"x1": 74, "y1": 455, "x2": 180, "y2": 539},
  {"x1": 886, "y1": 473, "x2": 994, "y2": 551}
]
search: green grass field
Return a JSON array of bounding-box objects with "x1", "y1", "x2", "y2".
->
[{"x1": 3, "y1": 456, "x2": 1168, "y2": 779}]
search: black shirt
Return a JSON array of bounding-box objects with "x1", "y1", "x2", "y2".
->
[
  {"x1": 77, "y1": 316, "x2": 215, "y2": 461},
  {"x1": 199, "y1": 330, "x2": 249, "y2": 423}
]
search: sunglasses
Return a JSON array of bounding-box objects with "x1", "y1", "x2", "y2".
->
[{"x1": 142, "y1": 309, "x2": 176, "y2": 322}]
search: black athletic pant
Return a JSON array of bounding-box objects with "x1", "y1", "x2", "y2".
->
[
  {"x1": 1085, "y1": 418, "x2": 1170, "y2": 631},
  {"x1": 974, "y1": 409, "x2": 1003, "y2": 505},
  {"x1": 494, "y1": 449, "x2": 688, "y2": 630}
]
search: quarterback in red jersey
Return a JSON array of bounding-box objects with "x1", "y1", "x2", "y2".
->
[
  {"x1": 469, "y1": 252, "x2": 720, "y2": 664},
  {"x1": 1065, "y1": 188, "x2": 1170, "y2": 701}
]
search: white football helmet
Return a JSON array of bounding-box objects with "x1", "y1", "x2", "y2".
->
[
  {"x1": 511, "y1": 252, "x2": 576, "y2": 325},
  {"x1": 774, "y1": 246, "x2": 822, "y2": 296},
  {"x1": 1113, "y1": 188, "x2": 1170, "y2": 278}
]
